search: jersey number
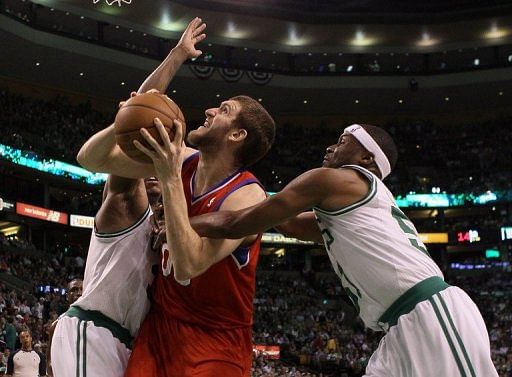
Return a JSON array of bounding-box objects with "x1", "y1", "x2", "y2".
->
[{"x1": 391, "y1": 206, "x2": 430, "y2": 257}]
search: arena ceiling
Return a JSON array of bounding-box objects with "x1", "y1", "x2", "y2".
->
[
  {"x1": 2, "y1": 1, "x2": 512, "y2": 118},
  {"x1": 31, "y1": 0, "x2": 512, "y2": 53}
]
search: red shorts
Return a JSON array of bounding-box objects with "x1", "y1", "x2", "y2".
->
[{"x1": 124, "y1": 308, "x2": 252, "y2": 377}]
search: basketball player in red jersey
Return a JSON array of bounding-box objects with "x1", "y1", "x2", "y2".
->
[
  {"x1": 126, "y1": 97, "x2": 274, "y2": 375},
  {"x1": 77, "y1": 17, "x2": 275, "y2": 377}
]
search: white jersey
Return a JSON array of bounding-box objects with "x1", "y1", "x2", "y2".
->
[
  {"x1": 72, "y1": 206, "x2": 156, "y2": 336},
  {"x1": 313, "y1": 165, "x2": 443, "y2": 331}
]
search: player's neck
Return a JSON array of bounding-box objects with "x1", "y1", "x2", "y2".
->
[
  {"x1": 21, "y1": 346, "x2": 32, "y2": 352},
  {"x1": 194, "y1": 153, "x2": 240, "y2": 196}
]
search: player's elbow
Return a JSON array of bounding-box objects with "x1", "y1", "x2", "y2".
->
[{"x1": 76, "y1": 146, "x2": 99, "y2": 171}]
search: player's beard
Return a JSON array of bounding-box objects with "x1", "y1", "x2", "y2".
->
[{"x1": 187, "y1": 129, "x2": 219, "y2": 152}]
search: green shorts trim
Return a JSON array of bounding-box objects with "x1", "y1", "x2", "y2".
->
[
  {"x1": 66, "y1": 306, "x2": 133, "y2": 349},
  {"x1": 378, "y1": 276, "x2": 450, "y2": 331}
]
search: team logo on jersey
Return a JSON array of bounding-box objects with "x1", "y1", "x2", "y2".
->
[{"x1": 207, "y1": 197, "x2": 216, "y2": 208}]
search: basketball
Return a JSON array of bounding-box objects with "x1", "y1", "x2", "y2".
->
[{"x1": 114, "y1": 92, "x2": 186, "y2": 163}]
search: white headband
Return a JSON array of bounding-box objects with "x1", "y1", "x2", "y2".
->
[{"x1": 343, "y1": 124, "x2": 391, "y2": 179}]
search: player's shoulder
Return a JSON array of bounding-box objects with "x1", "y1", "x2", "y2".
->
[
  {"x1": 218, "y1": 182, "x2": 266, "y2": 211},
  {"x1": 300, "y1": 167, "x2": 365, "y2": 186}
]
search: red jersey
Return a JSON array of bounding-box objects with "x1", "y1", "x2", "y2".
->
[{"x1": 151, "y1": 152, "x2": 263, "y2": 330}]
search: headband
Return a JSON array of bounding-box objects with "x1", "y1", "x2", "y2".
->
[{"x1": 343, "y1": 124, "x2": 391, "y2": 179}]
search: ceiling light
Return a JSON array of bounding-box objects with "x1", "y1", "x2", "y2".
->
[
  {"x1": 398, "y1": 99, "x2": 403, "y2": 104},
  {"x1": 499, "y1": 91, "x2": 503, "y2": 96},
  {"x1": 172, "y1": 89, "x2": 177, "y2": 93},
  {"x1": 121, "y1": 82, "x2": 125, "y2": 86},
  {"x1": 286, "y1": 25, "x2": 310, "y2": 46},
  {"x1": 129, "y1": 29, "x2": 133, "y2": 33},
  {"x1": 216, "y1": 94, "x2": 220, "y2": 98},
  {"x1": 346, "y1": 65, "x2": 353, "y2": 72},
  {"x1": 417, "y1": 32, "x2": 438, "y2": 47},
  {"x1": 355, "y1": 99, "x2": 359, "y2": 104},
  {"x1": 258, "y1": 98, "x2": 262, "y2": 102},
  {"x1": 444, "y1": 97, "x2": 450, "y2": 101},
  {"x1": 351, "y1": 30, "x2": 376, "y2": 46},
  {"x1": 484, "y1": 23, "x2": 509, "y2": 39},
  {"x1": 35, "y1": 62, "x2": 40, "y2": 66},
  {"x1": 473, "y1": 58, "x2": 480, "y2": 66},
  {"x1": 158, "y1": 10, "x2": 186, "y2": 32},
  {"x1": 79, "y1": 72, "x2": 84, "y2": 76},
  {"x1": 303, "y1": 100, "x2": 308, "y2": 104},
  {"x1": 80, "y1": 16, "x2": 84, "y2": 19}
]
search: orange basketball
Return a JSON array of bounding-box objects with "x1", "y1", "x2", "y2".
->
[{"x1": 114, "y1": 92, "x2": 186, "y2": 163}]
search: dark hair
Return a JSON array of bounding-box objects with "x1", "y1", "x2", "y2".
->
[
  {"x1": 230, "y1": 95, "x2": 276, "y2": 167},
  {"x1": 360, "y1": 124, "x2": 398, "y2": 172}
]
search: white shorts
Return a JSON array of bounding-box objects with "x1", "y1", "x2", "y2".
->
[
  {"x1": 51, "y1": 315, "x2": 131, "y2": 377},
  {"x1": 365, "y1": 286, "x2": 498, "y2": 377}
]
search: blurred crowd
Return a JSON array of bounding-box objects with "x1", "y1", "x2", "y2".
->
[
  {"x1": 1, "y1": 89, "x2": 512, "y2": 198},
  {"x1": 1, "y1": 236, "x2": 511, "y2": 376}
]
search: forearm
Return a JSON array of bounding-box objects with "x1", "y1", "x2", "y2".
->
[
  {"x1": 138, "y1": 47, "x2": 188, "y2": 94},
  {"x1": 190, "y1": 211, "x2": 251, "y2": 239},
  {"x1": 76, "y1": 124, "x2": 117, "y2": 171},
  {"x1": 161, "y1": 177, "x2": 207, "y2": 280}
]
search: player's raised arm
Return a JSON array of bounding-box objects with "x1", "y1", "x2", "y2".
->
[
  {"x1": 76, "y1": 17, "x2": 206, "y2": 178},
  {"x1": 138, "y1": 17, "x2": 206, "y2": 94}
]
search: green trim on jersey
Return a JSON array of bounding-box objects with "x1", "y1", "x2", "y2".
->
[
  {"x1": 95, "y1": 205, "x2": 150, "y2": 239},
  {"x1": 378, "y1": 276, "x2": 449, "y2": 329},
  {"x1": 313, "y1": 165, "x2": 377, "y2": 216},
  {"x1": 66, "y1": 306, "x2": 133, "y2": 349}
]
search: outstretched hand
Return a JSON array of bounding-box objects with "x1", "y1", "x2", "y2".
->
[
  {"x1": 176, "y1": 17, "x2": 207, "y2": 60},
  {"x1": 133, "y1": 118, "x2": 186, "y2": 182}
]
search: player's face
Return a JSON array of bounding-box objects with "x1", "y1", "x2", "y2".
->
[
  {"x1": 67, "y1": 280, "x2": 83, "y2": 305},
  {"x1": 20, "y1": 331, "x2": 32, "y2": 348},
  {"x1": 187, "y1": 100, "x2": 241, "y2": 147},
  {"x1": 322, "y1": 132, "x2": 366, "y2": 168}
]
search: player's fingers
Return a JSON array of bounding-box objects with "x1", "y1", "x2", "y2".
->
[
  {"x1": 133, "y1": 140, "x2": 156, "y2": 159},
  {"x1": 173, "y1": 119, "x2": 185, "y2": 146},
  {"x1": 139, "y1": 128, "x2": 163, "y2": 155},
  {"x1": 193, "y1": 23, "x2": 206, "y2": 37},
  {"x1": 192, "y1": 17, "x2": 202, "y2": 28},
  {"x1": 118, "y1": 101, "x2": 125, "y2": 108},
  {"x1": 154, "y1": 118, "x2": 172, "y2": 151},
  {"x1": 130, "y1": 91, "x2": 137, "y2": 97},
  {"x1": 194, "y1": 34, "x2": 206, "y2": 44}
]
